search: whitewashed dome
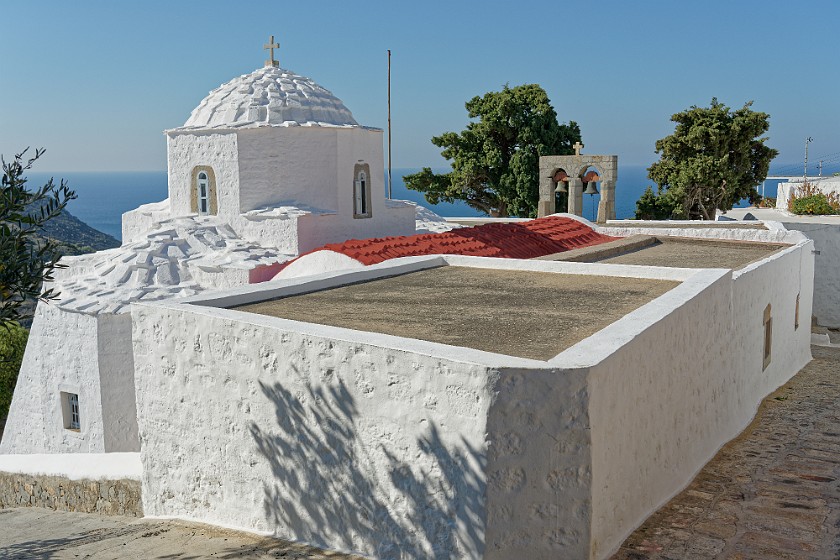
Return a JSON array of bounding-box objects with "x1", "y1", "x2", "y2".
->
[{"x1": 180, "y1": 66, "x2": 359, "y2": 129}]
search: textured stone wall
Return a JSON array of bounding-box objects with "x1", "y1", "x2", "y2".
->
[{"x1": 0, "y1": 472, "x2": 142, "y2": 516}]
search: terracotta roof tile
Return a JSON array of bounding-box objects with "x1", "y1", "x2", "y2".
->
[{"x1": 277, "y1": 216, "x2": 616, "y2": 273}]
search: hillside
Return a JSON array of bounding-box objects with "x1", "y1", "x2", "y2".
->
[
  {"x1": 14, "y1": 208, "x2": 120, "y2": 327},
  {"x1": 38, "y1": 207, "x2": 120, "y2": 255}
]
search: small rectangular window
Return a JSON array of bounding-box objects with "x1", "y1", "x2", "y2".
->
[
  {"x1": 794, "y1": 293, "x2": 800, "y2": 330},
  {"x1": 60, "y1": 391, "x2": 80, "y2": 431},
  {"x1": 763, "y1": 304, "x2": 772, "y2": 370}
]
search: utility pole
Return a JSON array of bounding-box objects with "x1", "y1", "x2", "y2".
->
[
  {"x1": 804, "y1": 137, "x2": 813, "y2": 182},
  {"x1": 387, "y1": 49, "x2": 392, "y2": 199}
]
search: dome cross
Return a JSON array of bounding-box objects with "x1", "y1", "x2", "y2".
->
[{"x1": 264, "y1": 35, "x2": 280, "y2": 68}]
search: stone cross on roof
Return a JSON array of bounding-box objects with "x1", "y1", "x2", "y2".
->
[
  {"x1": 574, "y1": 141, "x2": 584, "y2": 156},
  {"x1": 264, "y1": 35, "x2": 279, "y2": 68}
]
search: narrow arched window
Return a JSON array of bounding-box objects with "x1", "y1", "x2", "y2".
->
[
  {"x1": 197, "y1": 172, "x2": 210, "y2": 215},
  {"x1": 353, "y1": 164, "x2": 372, "y2": 218}
]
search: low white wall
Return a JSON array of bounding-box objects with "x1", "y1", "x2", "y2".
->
[
  {"x1": 778, "y1": 222, "x2": 840, "y2": 327},
  {"x1": 132, "y1": 297, "x2": 503, "y2": 558},
  {"x1": 583, "y1": 241, "x2": 813, "y2": 558},
  {"x1": 98, "y1": 313, "x2": 140, "y2": 452},
  {"x1": 122, "y1": 200, "x2": 171, "y2": 243},
  {"x1": 130, "y1": 249, "x2": 814, "y2": 559},
  {"x1": 1, "y1": 305, "x2": 142, "y2": 455},
  {"x1": 1, "y1": 304, "x2": 105, "y2": 454},
  {"x1": 776, "y1": 178, "x2": 840, "y2": 210}
]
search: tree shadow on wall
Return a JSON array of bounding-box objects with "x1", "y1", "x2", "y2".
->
[{"x1": 250, "y1": 380, "x2": 486, "y2": 560}]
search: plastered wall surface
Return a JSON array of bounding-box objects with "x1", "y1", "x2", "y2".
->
[
  {"x1": 167, "y1": 132, "x2": 239, "y2": 218},
  {"x1": 484, "y1": 367, "x2": 592, "y2": 559},
  {"x1": 122, "y1": 200, "x2": 171, "y2": 243},
  {"x1": 0, "y1": 304, "x2": 105, "y2": 454},
  {"x1": 130, "y1": 256, "x2": 721, "y2": 559},
  {"x1": 584, "y1": 242, "x2": 813, "y2": 558},
  {"x1": 236, "y1": 127, "x2": 339, "y2": 213},
  {"x1": 777, "y1": 222, "x2": 840, "y2": 327},
  {"x1": 97, "y1": 313, "x2": 140, "y2": 452},
  {"x1": 132, "y1": 300, "x2": 502, "y2": 559},
  {"x1": 292, "y1": 128, "x2": 415, "y2": 253}
]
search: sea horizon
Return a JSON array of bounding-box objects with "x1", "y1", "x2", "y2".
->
[{"x1": 25, "y1": 165, "x2": 791, "y2": 242}]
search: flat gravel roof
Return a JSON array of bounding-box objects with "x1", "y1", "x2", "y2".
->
[
  {"x1": 595, "y1": 238, "x2": 784, "y2": 269},
  {"x1": 234, "y1": 266, "x2": 679, "y2": 361}
]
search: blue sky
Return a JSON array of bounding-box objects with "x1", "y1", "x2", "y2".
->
[{"x1": 1, "y1": 0, "x2": 837, "y2": 173}]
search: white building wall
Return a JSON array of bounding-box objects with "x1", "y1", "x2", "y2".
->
[
  {"x1": 227, "y1": 213, "x2": 301, "y2": 255},
  {"x1": 484, "y1": 366, "x2": 593, "y2": 560},
  {"x1": 122, "y1": 200, "x2": 171, "y2": 243},
  {"x1": 166, "y1": 131, "x2": 240, "y2": 218},
  {"x1": 0, "y1": 304, "x2": 105, "y2": 454},
  {"x1": 587, "y1": 271, "x2": 734, "y2": 558},
  {"x1": 777, "y1": 222, "x2": 840, "y2": 327},
  {"x1": 236, "y1": 127, "x2": 339, "y2": 213},
  {"x1": 97, "y1": 313, "x2": 139, "y2": 452},
  {"x1": 132, "y1": 299, "x2": 498, "y2": 559},
  {"x1": 585, "y1": 242, "x2": 814, "y2": 559}
]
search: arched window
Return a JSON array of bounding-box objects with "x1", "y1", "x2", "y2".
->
[
  {"x1": 353, "y1": 163, "x2": 372, "y2": 218},
  {"x1": 191, "y1": 166, "x2": 217, "y2": 215},
  {"x1": 197, "y1": 172, "x2": 210, "y2": 215}
]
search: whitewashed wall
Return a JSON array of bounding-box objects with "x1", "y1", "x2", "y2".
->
[
  {"x1": 97, "y1": 313, "x2": 140, "y2": 452},
  {"x1": 130, "y1": 248, "x2": 813, "y2": 559},
  {"x1": 132, "y1": 300, "x2": 505, "y2": 559},
  {"x1": 583, "y1": 242, "x2": 813, "y2": 558},
  {"x1": 484, "y1": 366, "x2": 592, "y2": 559},
  {"x1": 777, "y1": 222, "x2": 840, "y2": 327},
  {"x1": 0, "y1": 305, "x2": 141, "y2": 455},
  {"x1": 166, "y1": 131, "x2": 240, "y2": 218},
  {"x1": 1, "y1": 304, "x2": 105, "y2": 454},
  {"x1": 236, "y1": 127, "x2": 339, "y2": 213},
  {"x1": 122, "y1": 200, "x2": 171, "y2": 243}
]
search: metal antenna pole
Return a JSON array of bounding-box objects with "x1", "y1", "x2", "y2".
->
[
  {"x1": 804, "y1": 137, "x2": 813, "y2": 182},
  {"x1": 387, "y1": 49, "x2": 392, "y2": 199}
]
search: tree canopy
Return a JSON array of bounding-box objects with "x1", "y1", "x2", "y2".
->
[
  {"x1": 404, "y1": 84, "x2": 581, "y2": 218},
  {"x1": 1, "y1": 148, "x2": 76, "y2": 327},
  {"x1": 636, "y1": 98, "x2": 777, "y2": 220}
]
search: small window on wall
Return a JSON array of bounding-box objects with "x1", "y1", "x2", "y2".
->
[
  {"x1": 191, "y1": 166, "x2": 217, "y2": 215},
  {"x1": 353, "y1": 163, "x2": 372, "y2": 218},
  {"x1": 763, "y1": 304, "x2": 773, "y2": 370},
  {"x1": 60, "y1": 391, "x2": 80, "y2": 431},
  {"x1": 197, "y1": 172, "x2": 210, "y2": 215},
  {"x1": 795, "y1": 293, "x2": 800, "y2": 330}
]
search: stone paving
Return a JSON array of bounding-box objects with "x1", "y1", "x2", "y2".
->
[
  {"x1": 0, "y1": 507, "x2": 362, "y2": 559},
  {"x1": 612, "y1": 344, "x2": 840, "y2": 559}
]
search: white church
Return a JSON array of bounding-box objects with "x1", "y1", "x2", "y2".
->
[
  {"x1": 0, "y1": 40, "x2": 821, "y2": 560},
  {"x1": 2, "y1": 45, "x2": 420, "y2": 455}
]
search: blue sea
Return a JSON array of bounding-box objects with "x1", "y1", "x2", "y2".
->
[{"x1": 27, "y1": 166, "x2": 777, "y2": 241}]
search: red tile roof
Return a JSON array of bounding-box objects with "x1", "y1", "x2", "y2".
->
[{"x1": 292, "y1": 216, "x2": 617, "y2": 268}]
